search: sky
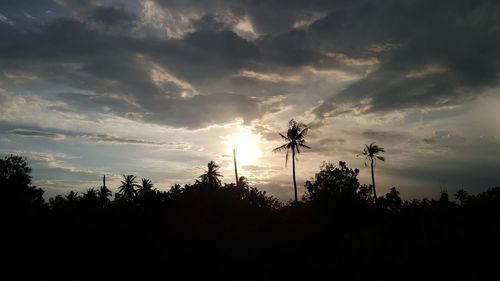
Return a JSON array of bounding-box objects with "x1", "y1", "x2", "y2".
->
[{"x1": 1, "y1": 0, "x2": 499, "y2": 201}]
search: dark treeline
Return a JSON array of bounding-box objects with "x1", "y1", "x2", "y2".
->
[{"x1": 2, "y1": 155, "x2": 500, "y2": 280}]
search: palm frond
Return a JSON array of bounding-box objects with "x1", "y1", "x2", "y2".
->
[
  {"x1": 299, "y1": 143, "x2": 311, "y2": 149},
  {"x1": 273, "y1": 143, "x2": 289, "y2": 152},
  {"x1": 296, "y1": 127, "x2": 309, "y2": 140},
  {"x1": 279, "y1": 132, "x2": 289, "y2": 140},
  {"x1": 285, "y1": 147, "x2": 289, "y2": 167},
  {"x1": 377, "y1": 156, "x2": 385, "y2": 161}
]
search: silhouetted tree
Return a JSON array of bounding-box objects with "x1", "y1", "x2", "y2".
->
[
  {"x1": 237, "y1": 176, "x2": 249, "y2": 189},
  {"x1": 440, "y1": 189, "x2": 449, "y2": 203},
  {"x1": 97, "y1": 175, "x2": 111, "y2": 207},
  {"x1": 0, "y1": 155, "x2": 45, "y2": 212},
  {"x1": 0, "y1": 154, "x2": 32, "y2": 186},
  {"x1": 454, "y1": 189, "x2": 470, "y2": 206},
  {"x1": 65, "y1": 190, "x2": 80, "y2": 204},
  {"x1": 199, "y1": 161, "x2": 222, "y2": 188},
  {"x1": 273, "y1": 119, "x2": 311, "y2": 203},
  {"x1": 83, "y1": 188, "x2": 97, "y2": 200},
  {"x1": 118, "y1": 175, "x2": 139, "y2": 201},
  {"x1": 168, "y1": 184, "x2": 183, "y2": 198},
  {"x1": 304, "y1": 161, "x2": 362, "y2": 202},
  {"x1": 48, "y1": 194, "x2": 67, "y2": 211},
  {"x1": 359, "y1": 143, "x2": 385, "y2": 203},
  {"x1": 83, "y1": 188, "x2": 97, "y2": 199},
  {"x1": 4, "y1": 153, "x2": 500, "y2": 279},
  {"x1": 379, "y1": 187, "x2": 403, "y2": 211},
  {"x1": 137, "y1": 178, "x2": 154, "y2": 196}
]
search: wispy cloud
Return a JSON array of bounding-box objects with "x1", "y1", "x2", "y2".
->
[
  {"x1": 9, "y1": 129, "x2": 65, "y2": 140},
  {"x1": 9, "y1": 128, "x2": 191, "y2": 149}
]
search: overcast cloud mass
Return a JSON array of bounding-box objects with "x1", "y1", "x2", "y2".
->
[{"x1": 1, "y1": 0, "x2": 499, "y2": 200}]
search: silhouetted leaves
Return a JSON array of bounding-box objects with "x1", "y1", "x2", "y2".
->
[
  {"x1": 199, "y1": 161, "x2": 222, "y2": 188},
  {"x1": 2, "y1": 155, "x2": 500, "y2": 279}
]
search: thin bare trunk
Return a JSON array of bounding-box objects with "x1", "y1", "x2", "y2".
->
[
  {"x1": 292, "y1": 148, "x2": 297, "y2": 203},
  {"x1": 371, "y1": 157, "x2": 377, "y2": 203},
  {"x1": 233, "y1": 149, "x2": 239, "y2": 188}
]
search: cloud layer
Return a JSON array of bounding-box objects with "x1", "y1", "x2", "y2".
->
[{"x1": 1, "y1": 0, "x2": 499, "y2": 199}]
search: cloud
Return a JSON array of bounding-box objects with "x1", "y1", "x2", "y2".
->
[
  {"x1": 233, "y1": 70, "x2": 302, "y2": 83},
  {"x1": 7, "y1": 127, "x2": 191, "y2": 149},
  {"x1": 9, "y1": 129, "x2": 65, "y2": 140},
  {"x1": 184, "y1": 29, "x2": 259, "y2": 59},
  {"x1": 311, "y1": 0, "x2": 500, "y2": 118},
  {"x1": 0, "y1": 13, "x2": 14, "y2": 25},
  {"x1": 1, "y1": 0, "x2": 500, "y2": 198},
  {"x1": 362, "y1": 130, "x2": 407, "y2": 142},
  {"x1": 87, "y1": 6, "x2": 138, "y2": 29}
]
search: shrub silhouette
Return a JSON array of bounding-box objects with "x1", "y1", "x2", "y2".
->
[{"x1": 2, "y1": 156, "x2": 500, "y2": 279}]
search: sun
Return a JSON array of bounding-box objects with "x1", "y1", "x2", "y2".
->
[{"x1": 223, "y1": 128, "x2": 262, "y2": 166}]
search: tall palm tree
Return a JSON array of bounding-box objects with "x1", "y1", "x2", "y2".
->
[
  {"x1": 199, "y1": 161, "x2": 223, "y2": 188},
  {"x1": 119, "y1": 175, "x2": 139, "y2": 200},
  {"x1": 98, "y1": 175, "x2": 111, "y2": 207},
  {"x1": 273, "y1": 119, "x2": 311, "y2": 203},
  {"x1": 98, "y1": 185, "x2": 112, "y2": 206},
  {"x1": 359, "y1": 143, "x2": 385, "y2": 203}
]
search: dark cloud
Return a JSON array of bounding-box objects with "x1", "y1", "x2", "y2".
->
[
  {"x1": 312, "y1": 0, "x2": 500, "y2": 118},
  {"x1": 191, "y1": 14, "x2": 229, "y2": 32},
  {"x1": 362, "y1": 130, "x2": 407, "y2": 142},
  {"x1": 256, "y1": 30, "x2": 320, "y2": 66},
  {"x1": 52, "y1": 0, "x2": 100, "y2": 11},
  {"x1": 1, "y1": 0, "x2": 500, "y2": 131},
  {"x1": 144, "y1": 93, "x2": 264, "y2": 129},
  {"x1": 6, "y1": 127, "x2": 189, "y2": 148},
  {"x1": 79, "y1": 134, "x2": 188, "y2": 149},
  {"x1": 9, "y1": 129, "x2": 64, "y2": 140},
  {"x1": 413, "y1": 130, "x2": 467, "y2": 147},
  {"x1": 87, "y1": 6, "x2": 138, "y2": 29},
  {"x1": 152, "y1": 0, "x2": 342, "y2": 35},
  {"x1": 184, "y1": 30, "x2": 259, "y2": 59},
  {"x1": 311, "y1": 137, "x2": 347, "y2": 153},
  {"x1": 0, "y1": 16, "x2": 265, "y2": 129}
]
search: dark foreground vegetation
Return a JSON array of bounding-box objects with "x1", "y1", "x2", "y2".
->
[{"x1": 2, "y1": 155, "x2": 499, "y2": 280}]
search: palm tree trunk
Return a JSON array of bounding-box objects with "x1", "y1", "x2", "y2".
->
[
  {"x1": 292, "y1": 148, "x2": 297, "y2": 203},
  {"x1": 233, "y1": 149, "x2": 239, "y2": 188},
  {"x1": 371, "y1": 157, "x2": 377, "y2": 203}
]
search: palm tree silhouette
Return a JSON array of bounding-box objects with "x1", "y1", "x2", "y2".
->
[
  {"x1": 359, "y1": 143, "x2": 385, "y2": 203},
  {"x1": 98, "y1": 175, "x2": 111, "y2": 207},
  {"x1": 237, "y1": 176, "x2": 249, "y2": 189},
  {"x1": 454, "y1": 189, "x2": 469, "y2": 206},
  {"x1": 119, "y1": 175, "x2": 139, "y2": 200},
  {"x1": 65, "y1": 190, "x2": 80, "y2": 204},
  {"x1": 83, "y1": 188, "x2": 97, "y2": 199},
  {"x1": 138, "y1": 178, "x2": 154, "y2": 196},
  {"x1": 273, "y1": 119, "x2": 311, "y2": 204},
  {"x1": 200, "y1": 161, "x2": 223, "y2": 188}
]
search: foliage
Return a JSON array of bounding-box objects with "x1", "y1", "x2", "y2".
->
[
  {"x1": 273, "y1": 119, "x2": 311, "y2": 166},
  {"x1": 199, "y1": 161, "x2": 223, "y2": 187},
  {"x1": 304, "y1": 161, "x2": 364, "y2": 202},
  {"x1": 3, "y1": 156, "x2": 500, "y2": 279},
  {"x1": 0, "y1": 155, "x2": 45, "y2": 212}
]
